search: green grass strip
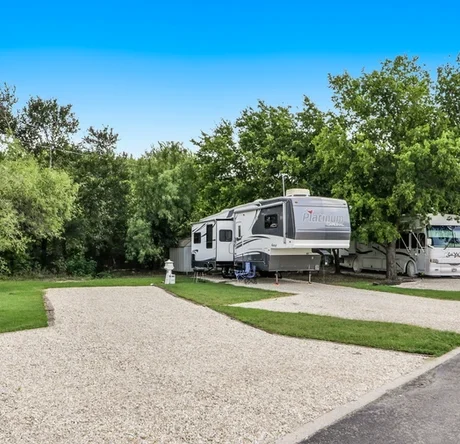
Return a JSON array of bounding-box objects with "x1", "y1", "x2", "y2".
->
[
  {"x1": 2, "y1": 276, "x2": 460, "y2": 357},
  {"x1": 155, "y1": 279, "x2": 284, "y2": 306},
  {"x1": 215, "y1": 306, "x2": 460, "y2": 357}
]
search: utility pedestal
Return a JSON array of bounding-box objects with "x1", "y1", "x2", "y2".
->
[{"x1": 164, "y1": 259, "x2": 175, "y2": 284}]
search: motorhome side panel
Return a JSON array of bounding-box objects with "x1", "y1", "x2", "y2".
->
[
  {"x1": 341, "y1": 239, "x2": 418, "y2": 275},
  {"x1": 292, "y1": 198, "x2": 351, "y2": 248},
  {"x1": 234, "y1": 201, "x2": 323, "y2": 272},
  {"x1": 234, "y1": 208, "x2": 266, "y2": 266},
  {"x1": 191, "y1": 221, "x2": 217, "y2": 268}
]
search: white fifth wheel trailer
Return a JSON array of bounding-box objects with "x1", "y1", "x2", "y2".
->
[
  {"x1": 340, "y1": 214, "x2": 460, "y2": 277},
  {"x1": 191, "y1": 189, "x2": 351, "y2": 276}
]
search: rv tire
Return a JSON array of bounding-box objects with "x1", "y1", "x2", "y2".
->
[
  {"x1": 221, "y1": 267, "x2": 235, "y2": 279},
  {"x1": 405, "y1": 260, "x2": 417, "y2": 278}
]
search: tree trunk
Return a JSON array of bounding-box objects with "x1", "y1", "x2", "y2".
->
[
  {"x1": 333, "y1": 249, "x2": 341, "y2": 274},
  {"x1": 386, "y1": 240, "x2": 397, "y2": 282}
]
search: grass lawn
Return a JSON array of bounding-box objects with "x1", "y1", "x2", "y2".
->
[
  {"x1": 0, "y1": 281, "x2": 48, "y2": 334},
  {"x1": 216, "y1": 306, "x2": 460, "y2": 356},
  {"x1": 0, "y1": 277, "x2": 282, "y2": 334},
  {"x1": 0, "y1": 277, "x2": 157, "y2": 334},
  {"x1": 341, "y1": 281, "x2": 460, "y2": 301},
  {"x1": 2, "y1": 275, "x2": 460, "y2": 356},
  {"x1": 155, "y1": 278, "x2": 283, "y2": 306}
]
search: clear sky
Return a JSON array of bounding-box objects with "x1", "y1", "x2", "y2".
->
[{"x1": 2, "y1": 0, "x2": 459, "y2": 156}]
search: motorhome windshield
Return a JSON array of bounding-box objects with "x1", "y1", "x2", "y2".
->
[{"x1": 427, "y1": 225, "x2": 460, "y2": 248}]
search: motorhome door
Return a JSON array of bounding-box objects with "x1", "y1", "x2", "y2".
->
[
  {"x1": 216, "y1": 220, "x2": 234, "y2": 263},
  {"x1": 204, "y1": 222, "x2": 216, "y2": 265},
  {"x1": 414, "y1": 232, "x2": 426, "y2": 273}
]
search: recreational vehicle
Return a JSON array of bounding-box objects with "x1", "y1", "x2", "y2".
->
[
  {"x1": 340, "y1": 214, "x2": 460, "y2": 277},
  {"x1": 191, "y1": 189, "x2": 351, "y2": 276}
]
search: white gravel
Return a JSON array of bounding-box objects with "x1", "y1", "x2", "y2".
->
[
  {"x1": 0, "y1": 286, "x2": 426, "y2": 443},
  {"x1": 234, "y1": 279, "x2": 460, "y2": 333},
  {"x1": 397, "y1": 278, "x2": 460, "y2": 291}
]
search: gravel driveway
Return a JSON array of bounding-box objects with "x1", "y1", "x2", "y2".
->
[
  {"x1": 397, "y1": 278, "x2": 460, "y2": 291},
  {"x1": 0, "y1": 287, "x2": 426, "y2": 443},
  {"x1": 233, "y1": 280, "x2": 460, "y2": 333}
]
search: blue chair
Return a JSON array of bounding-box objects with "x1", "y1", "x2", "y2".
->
[
  {"x1": 235, "y1": 262, "x2": 257, "y2": 283},
  {"x1": 235, "y1": 261, "x2": 251, "y2": 281}
]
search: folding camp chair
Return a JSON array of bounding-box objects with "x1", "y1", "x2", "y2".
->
[
  {"x1": 234, "y1": 262, "x2": 257, "y2": 284},
  {"x1": 234, "y1": 261, "x2": 251, "y2": 281}
]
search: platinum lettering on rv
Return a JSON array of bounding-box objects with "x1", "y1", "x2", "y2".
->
[{"x1": 303, "y1": 211, "x2": 344, "y2": 224}]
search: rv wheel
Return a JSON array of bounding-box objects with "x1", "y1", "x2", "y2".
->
[
  {"x1": 222, "y1": 267, "x2": 234, "y2": 279},
  {"x1": 352, "y1": 257, "x2": 362, "y2": 273},
  {"x1": 406, "y1": 261, "x2": 417, "y2": 278}
]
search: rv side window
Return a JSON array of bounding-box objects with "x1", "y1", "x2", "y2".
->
[
  {"x1": 398, "y1": 233, "x2": 410, "y2": 249},
  {"x1": 418, "y1": 233, "x2": 426, "y2": 247},
  {"x1": 206, "y1": 224, "x2": 213, "y2": 249},
  {"x1": 219, "y1": 230, "x2": 233, "y2": 242},
  {"x1": 264, "y1": 214, "x2": 278, "y2": 229},
  {"x1": 411, "y1": 233, "x2": 418, "y2": 249},
  {"x1": 237, "y1": 225, "x2": 242, "y2": 239},
  {"x1": 193, "y1": 232, "x2": 201, "y2": 244}
]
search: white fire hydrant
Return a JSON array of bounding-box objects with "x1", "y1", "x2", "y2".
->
[{"x1": 164, "y1": 259, "x2": 175, "y2": 284}]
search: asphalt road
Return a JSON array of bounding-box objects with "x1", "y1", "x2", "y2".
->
[{"x1": 301, "y1": 353, "x2": 460, "y2": 444}]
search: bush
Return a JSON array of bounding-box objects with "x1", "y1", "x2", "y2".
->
[
  {"x1": 51, "y1": 258, "x2": 67, "y2": 275},
  {"x1": 0, "y1": 258, "x2": 10, "y2": 277},
  {"x1": 66, "y1": 257, "x2": 97, "y2": 276},
  {"x1": 96, "y1": 271, "x2": 113, "y2": 279}
]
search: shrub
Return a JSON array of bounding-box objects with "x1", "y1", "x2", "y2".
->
[{"x1": 66, "y1": 256, "x2": 97, "y2": 276}]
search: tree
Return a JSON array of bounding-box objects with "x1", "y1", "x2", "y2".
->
[
  {"x1": 16, "y1": 96, "x2": 79, "y2": 167},
  {"x1": 63, "y1": 126, "x2": 131, "y2": 269},
  {"x1": 0, "y1": 141, "x2": 78, "y2": 274},
  {"x1": 315, "y1": 55, "x2": 460, "y2": 281},
  {"x1": 193, "y1": 99, "x2": 325, "y2": 217},
  {"x1": 82, "y1": 125, "x2": 120, "y2": 154},
  {"x1": 436, "y1": 56, "x2": 460, "y2": 130},
  {"x1": 0, "y1": 83, "x2": 18, "y2": 136},
  {"x1": 0, "y1": 199, "x2": 24, "y2": 274},
  {"x1": 126, "y1": 142, "x2": 198, "y2": 266},
  {"x1": 193, "y1": 119, "x2": 240, "y2": 216},
  {"x1": 295, "y1": 97, "x2": 328, "y2": 195}
]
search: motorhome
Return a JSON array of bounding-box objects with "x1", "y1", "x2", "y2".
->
[
  {"x1": 191, "y1": 189, "x2": 351, "y2": 276},
  {"x1": 340, "y1": 214, "x2": 460, "y2": 277}
]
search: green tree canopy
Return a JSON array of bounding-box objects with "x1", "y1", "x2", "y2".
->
[
  {"x1": 0, "y1": 142, "x2": 78, "y2": 274},
  {"x1": 315, "y1": 55, "x2": 460, "y2": 280},
  {"x1": 62, "y1": 126, "x2": 131, "y2": 269},
  {"x1": 126, "y1": 142, "x2": 197, "y2": 265},
  {"x1": 436, "y1": 56, "x2": 460, "y2": 130},
  {"x1": 193, "y1": 99, "x2": 325, "y2": 217},
  {"x1": 0, "y1": 83, "x2": 18, "y2": 135},
  {"x1": 16, "y1": 96, "x2": 79, "y2": 167}
]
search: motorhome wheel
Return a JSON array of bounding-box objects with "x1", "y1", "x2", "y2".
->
[
  {"x1": 405, "y1": 260, "x2": 417, "y2": 278},
  {"x1": 221, "y1": 267, "x2": 235, "y2": 279}
]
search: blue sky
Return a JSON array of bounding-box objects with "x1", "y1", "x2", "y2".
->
[{"x1": 2, "y1": 0, "x2": 459, "y2": 156}]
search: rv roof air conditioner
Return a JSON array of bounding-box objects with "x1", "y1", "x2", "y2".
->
[{"x1": 286, "y1": 188, "x2": 310, "y2": 197}]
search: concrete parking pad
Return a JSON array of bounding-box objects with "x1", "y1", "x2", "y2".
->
[{"x1": 0, "y1": 287, "x2": 426, "y2": 443}]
